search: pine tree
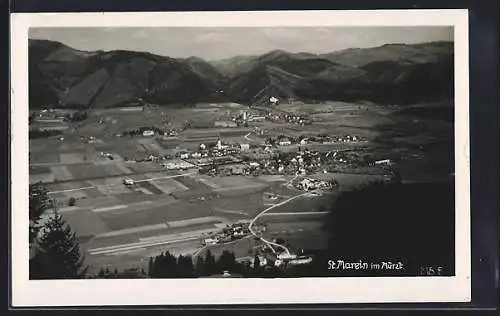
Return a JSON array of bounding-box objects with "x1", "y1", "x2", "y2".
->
[
  {"x1": 29, "y1": 183, "x2": 51, "y2": 244},
  {"x1": 152, "y1": 251, "x2": 181, "y2": 278},
  {"x1": 153, "y1": 253, "x2": 164, "y2": 278},
  {"x1": 29, "y1": 214, "x2": 88, "y2": 279},
  {"x1": 164, "y1": 251, "x2": 178, "y2": 278},
  {"x1": 240, "y1": 260, "x2": 252, "y2": 277},
  {"x1": 184, "y1": 256, "x2": 194, "y2": 278},
  {"x1": 204, "y1": 250, "x2": 216, "y2": 275},
  {"x1": 218, "y1": 250, "x2": 237, "y2": 273},
  {"x1": 195, "y1": 256, "x2": 205, "y2": 276},
  {"x1": 98, "y1": 268, "x2": 105, "y2": 278},
  {"x1": 253, "y1": 255, "x2": 261, "y2": 276},
  {"x1": 148, "y1": 257, "x2": 154, "y2": 277},
  {"x1": 176, "y1": 254, "x2": 185, "y2": 278},
  {"x1": 177, "y1": 255, "x2": 194, "y2": 278}
]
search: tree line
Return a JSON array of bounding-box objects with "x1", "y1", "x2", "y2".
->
[
  {"x1": 123, "y1": 126, "x2": 165, "y2": 137},
  {"x1": 147, "y1": 250, "x2": 243, "y2": 278},
  {"x1": 93, "y1": 250, "x2": 289, "y2": 279}
]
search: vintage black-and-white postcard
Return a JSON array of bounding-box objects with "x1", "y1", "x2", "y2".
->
[{"x1": 11, "y1": 9, "x2": 470, "y2": 306}]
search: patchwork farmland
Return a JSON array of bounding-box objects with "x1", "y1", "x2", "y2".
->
[{"x1": 28, "y1": 110, "x2": 333, "y2": 274}]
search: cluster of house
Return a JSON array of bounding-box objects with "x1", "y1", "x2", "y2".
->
[
  {"x1": 203, "y1": 148, "x2": 327, "y2": 177},
  {"x1": 272, "y1": 150, "x2": 322, "y2": 175},
  {"x1": 121, "y1": 150, "x2": 196, "y2": 170},
  {"x1": 177, "y1": 139, "x2": 250, "y2": 160},
  {"x1": 323, "y1": 134, "x2": 361, "y2": 144},
  {"x1": 282, "y1": 114, "x2": 311, "y2": 125},
  {"x1": 294, "y1": 177, "x2": 337, "y2": 192},
  {"x1": 237, "y1": 111, "x2": 267, "y2": 123},
  {"x1": 80, "y1": 136, "x2": 97, "y2": 144},
  {"x1": 222, "y1": 111, "x2": 268, "y2": 127},
  {"x1": 29, "y1": 109, "x2": 71, "y2": 132},
  {"x1": 242, "y1": 249, "x2": 314, "y2": 269},
  {"x1": 264, "y1": 113, "x2": 311, "y2": 125},
  {"x1": 274, "y1": 252, "x2": 314, "y2": 267},
  {"x1": 32, "y1": 109, "x2": 67, "y2": 121},
  {"x1": 201, "y1": 221, "x2": 251, "y2": 246},
  {"x1": 266, "y1": 134, "x2": 362, "y2": 148},
  {"x1": 161, "y1": 160, "x2": 194, "y2": 170},
  {"x1": 321, "y1": 149, "x2": 395, "y2": 171},
  {"x1": 122, "y1": 126, "x2": 174, "y2": 138}
]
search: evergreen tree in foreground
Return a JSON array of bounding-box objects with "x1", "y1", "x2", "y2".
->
[
  {"x1": 204, "y1": 250, "x2": 217, "y2": 275},
  {"x1": 177, "y1": 255, "x2": 195, "y2": 278},
  {"x1": 29, "y1": 182, "x2": 51, "y2": 244},
  {"x1": 148, "y1": 257, "x2": 154, "y2": 277},
  {"x1": 29, "y1": 214, "x2": 88, "y2": 279},
  {"x1": 218, "y1": 250, "x2": 237, "y2": 273},
  {"x1": 253, "y1": 255, "x2": 261, "y2": 276},
  {"x1": 195, "y1": 256, "x2": 205, "y2": 277}
]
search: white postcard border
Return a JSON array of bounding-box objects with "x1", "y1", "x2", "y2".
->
[{"x1": 10, "y1": 9, "x2": 470, "y2": 306}]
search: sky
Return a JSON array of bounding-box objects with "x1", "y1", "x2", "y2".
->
[{"x1": 29, "y1": 27, "x2": 453, "y2": 61}]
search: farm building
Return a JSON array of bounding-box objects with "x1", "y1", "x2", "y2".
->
[
  {"x1": 239, "y1": 143, "x2": 250, "y2": 151},
  {"x1": 248, "y1": 116, "x2": 266, "y2": 122},
  {"x1": 375, "y1": 159, "x2": 392, "y2": 166},
  {"x1": 162, "y1": 159, "x2": 195, "y2": 170}
]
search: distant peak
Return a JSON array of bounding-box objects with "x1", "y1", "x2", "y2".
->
[
  {"x1": 266, "y1": 49, "x2": 289, "y2": 56},
  {"x1": 257, "y1": 49, "x2": 294, "y2": 63},
  {"x1": 186, "y1": 56, "x2": 206, "y2": 63}
]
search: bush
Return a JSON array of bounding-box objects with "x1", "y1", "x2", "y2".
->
[{"x1": 69, "y1": 110, "x2": 88, "y2": 122}]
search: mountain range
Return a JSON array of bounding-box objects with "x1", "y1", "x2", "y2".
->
[{"x1": 28, "y1": 39, "x2": 454, "y2": 108}]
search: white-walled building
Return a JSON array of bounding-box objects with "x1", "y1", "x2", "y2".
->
[
  {"x1": 240, "y1": 143, "x2": 250, "y2": 151},
  {"x1": 375, "y1": 159, "x2": 392, "y2": 165},
  {"x1": 279, "y1": 139, "x2": 292, "y2": 146}
]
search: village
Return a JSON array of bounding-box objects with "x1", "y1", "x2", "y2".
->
[
  {"x1": 200, "y1": 220, "x2": 316, "y2": 271},
  {"x1": 29, "y1": 99, "x2": 398, "y2": 276}
]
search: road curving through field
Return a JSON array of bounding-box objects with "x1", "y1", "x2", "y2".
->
[{"x1": 248, "y1": 192, "x2": 309, "y2": 255}]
